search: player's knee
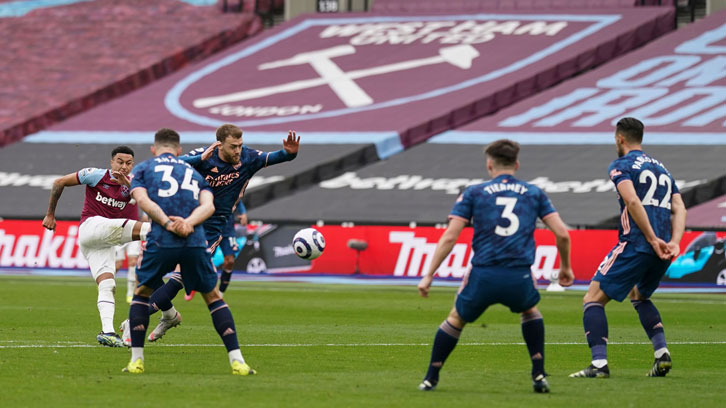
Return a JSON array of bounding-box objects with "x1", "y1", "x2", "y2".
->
[
  {"x1": 521, "y1": 307, "x2": 542, "y2": 323},
  {"x1": 98, "y1": 278, "x2": 116, "y2": 294},
  {"x1": 446, "y1": 308, "x2": 466, "y2": 329}
]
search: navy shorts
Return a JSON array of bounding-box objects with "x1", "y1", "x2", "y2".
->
[
  {"x1": 593, "y1": 241, "x2": 671, "y2": 302},
  {"x1": 219, "y1": 236, "x2": 239, "y2": 257},
  {"x1": 455, "y1": 265, "x2": 540, "y2": 323},
  {"x1": 137, "y1": 243, "x2": 217, "y2": 294}
]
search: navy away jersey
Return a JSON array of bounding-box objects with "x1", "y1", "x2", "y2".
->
[
  {"x1": 130, "y1": 153, "x2": 211, "y2": 248},
  {"x1": 608, "y1": 150, "x2": 679, "y2": 254},
  {"x1": 451, "y1": 174, "x2": 557, "y2": 268},
  {"x1": 180, "y1": 145, "x2": 295, "y2": 239}
]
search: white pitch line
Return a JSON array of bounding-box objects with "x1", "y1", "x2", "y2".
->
[{"x1": 2, "y1": 341, "x2": 725, "y2": 349}]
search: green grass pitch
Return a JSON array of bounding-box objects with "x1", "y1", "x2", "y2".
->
[{"x1": 0, "y1": 275, "x2": 724, "y2": 407}]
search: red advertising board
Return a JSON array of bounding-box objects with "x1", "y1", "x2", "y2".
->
[
  {"x1": 1, "y1": 219, "x2": 724, "y2": 285},
  {"x1": 0, "y1": 220, "x2": 87, "y2": 269}
]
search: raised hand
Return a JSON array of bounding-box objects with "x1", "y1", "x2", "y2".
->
[
  {"x1": 112, "y1": 171, "x2": 131, "y2": 187},
  {"x1": 201, "y1": 141, "x2": 222, "y2": 161},
  {"x1": 282, "y1": 130, "x2": 300, "y2": 155}
]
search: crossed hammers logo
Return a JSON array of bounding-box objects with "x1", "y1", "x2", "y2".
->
[{"x1": 193, "y1": 44, "x2": 479, "y2": 110}]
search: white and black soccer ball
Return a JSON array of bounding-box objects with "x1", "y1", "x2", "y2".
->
[{"x1": 292, "y1": 228, "x2": 325, "y2": 260}]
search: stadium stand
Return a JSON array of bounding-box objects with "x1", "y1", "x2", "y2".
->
[
  {"x1": 0, "y1": 0, "x2": 263, "y2": 147},
  {"x1": 3, "y1": 6, "x2": 675, "y2": 221},
  {"x1": 371, "y1": 0, "x2": 672, "y2": 12}
]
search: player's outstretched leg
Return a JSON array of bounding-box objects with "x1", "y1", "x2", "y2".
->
[
  {"x1": 206, "y1": 297, "x2": 256, "y2": 375},
  {"x1": 570, "y1": 302, "x2": 610, "y2": 378},
  {"x1": 147, "y1": 273, "x2": 183, "y2": 341},
  {"x1": 521, "y1": 308, "x2": 548, "y2": 393},
  {"x1": 632, "y1": 299, "x2": 672, "y2": 377},
  {"x1": 419, "y1": 319, "x2": 462, "y2": 391},
  {"x1": 123, "y1": 295, "x2": 151, "y2": 374}
]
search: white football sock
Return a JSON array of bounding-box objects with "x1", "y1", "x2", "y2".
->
[
  {"x1": 97, "y1": 279, "x2": 116, "y2": 333},
  {"x1": 161, "y1": 306, "x2": 178, "y2": 320},
  {"x1": 131, "y1": 347, "x2": 144, "y2": 362},
  {"x1": 228, "y1": 349, "x2": 245, "y2": 365},
  {"x1": 592, "y1": 359, "x2": 608, "y2": 368},
  {"x1": 126, "y1": 266, "x2": 136, "y2": 297},
  {"x1": 654, "y1": 347, "x2": 669, "y2": 358},
  {"x1": 139, "y1": 222, "x2": 151, "y2": 241}
]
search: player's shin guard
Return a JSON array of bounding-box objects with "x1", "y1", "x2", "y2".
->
[
  {"x1": 521, "y1": 311, "x2": 545, "y2": 377},
  {"x1": 631, "y1": 299, "x2": 667, "y2": 353},
  {"x1": 425, "y1": 320, "x2": 461, "y2": 383},
  {"x1": 97, "y1": 279, "x2": 116, "y2": 334},
  {"x1": 583, "y1": 302, "x2": 608, "y2": 362},
  {"x1": 148, "y1": 273, "x2": 183, "y2": 316},
  {"x1": 208, "y1": 300, "x2": 240, "y2": 352},
  {"x1": 129, "y1": 296, "x2": 150, "y2": 349}
]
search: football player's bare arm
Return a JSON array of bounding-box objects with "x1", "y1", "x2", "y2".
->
[
  {"x1": 42, "y1": 172, "x2": 81, "y2": 230},
  {"x1": 417, "y1": 217, "x2": 467, "y2": 297},
  {"x1": 668, "y1": 193, "x2": 686, "y2": 258}
]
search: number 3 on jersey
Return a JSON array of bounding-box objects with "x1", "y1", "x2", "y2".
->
[
  {"x1": 154, "y1": 165, "x2": 200, "y2": 200},
  {"x1": 495, "y1": 197, "x2": 519, "y2": 236}
]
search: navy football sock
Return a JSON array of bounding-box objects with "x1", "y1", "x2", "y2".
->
[
  {"x1": 148, "y1": 274, "x2": 183, "y2": 316},
  {"x1": 521, "y1": 313, "x2": 545, "y2": 377},
  {"x1": 583, "y1": 302, "x2": 608, "y2": 361},
  {"x1": 425, "y1": 320, "x2": 462, "y2": 382},
  {"x1": 631, "y1": 299, "x2": 667, "y2": 351},
  {"x1": 129, "y1": 295, "x2": 150, "y2": 348},
  {"x1": 219, "y1": 270, "x2": 233, "y2": 292},
  {"x1": 208, "y1": 300, "x2": 240, "y2": 352}
]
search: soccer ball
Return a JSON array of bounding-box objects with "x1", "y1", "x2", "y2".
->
[{"x1": 292, "y1": 228, "x2": 325, "y2": 260}]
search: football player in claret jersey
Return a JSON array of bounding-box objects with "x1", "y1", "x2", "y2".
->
[
  {"x1": 570, "y1": 118, "x2": 686, "y2": 379},
  {"x1": 417, "y1": 140, "x2": 574, "y2": 393},
  {"x1": 123, "y1": 128, "x2": 255, "y2": 376},
  {"x1": 140, "y1": 124, "x2": 299, "y2": 341},
  {"x1": 42, "y1": 146, "x2": 151, "y2": 347}
]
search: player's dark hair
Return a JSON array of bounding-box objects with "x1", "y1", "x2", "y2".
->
[
  {"x1": 216, "y1": 124, "x2": 243, "y2": 142},
  {"x1": 485, "y1": 139, "x2": 519, "y2": 167},
  {"x1": 111, "y1": 145, "x2": 134, "y2": 158},
  {"x1": 154, "y1": 128, "x2": 181, "y2": 147},
  {"x1": 616, "y1": 117, "x2": 644, "y2": 143}
]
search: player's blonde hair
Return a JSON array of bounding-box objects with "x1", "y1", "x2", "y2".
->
[{"x1": 216, "y1": 124, "x2": 243, "y2": 142}]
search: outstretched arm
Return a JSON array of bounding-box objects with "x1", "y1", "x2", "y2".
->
[
  {"x1": 417, "y1": 217, "x2": 467, "y2": 297},
  {"x1": 43, "y1": 173, "x2": 81, "y2": 230},
  {"x1": 265, "y1": 131, "x2": 300, "y2": 166},
  {"x1": 542, "y1": 213, "x2": 573, "y2": 287},
  {"x1": 617, "y1": 180, "x2": 669, "y2": 259}
]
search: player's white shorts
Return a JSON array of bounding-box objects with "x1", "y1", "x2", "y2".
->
[
  {"x1": 115, "y1": 241, "x2": 141, "y2": 261},
  {"x1": 79, "y1": 216, "x2": 135, "y2": 280}
]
